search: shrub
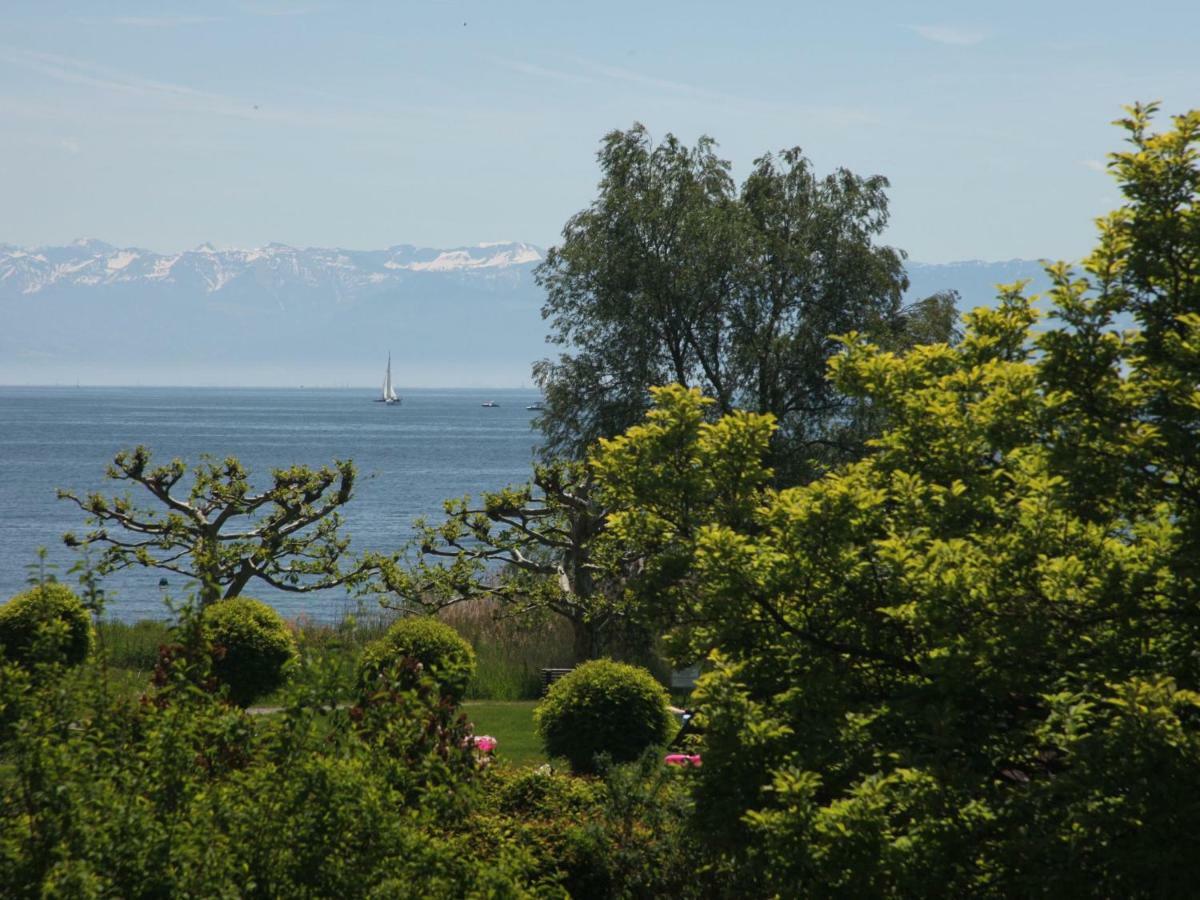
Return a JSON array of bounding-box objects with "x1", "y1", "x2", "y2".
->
[
  {"x1": 535, "y1": 659, "x2": 673, "y2": 773},
  {"x1": 492, "y1": 766, "x2": 601, "y2": 818},
  {"x1": 0, "y1": 583, "x2": 92, "y2": 669},
  {"x1": 201, "y1": 598, "x2": 297, "y2": 706},
  {"x1": 358, "y1": 616, "x2": 476, "y2": 703}
]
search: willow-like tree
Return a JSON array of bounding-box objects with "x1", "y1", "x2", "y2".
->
[
  {"x1": 60, "y1": 446, "x2": 379, "y2": 605},
  {"x1": 534, "y1": 123, "x2": 959, "y2": 483}
]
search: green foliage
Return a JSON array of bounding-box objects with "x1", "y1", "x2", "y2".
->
[
  {"x1": 590, "y1": 104, "x2": 1200, "y2": 894},
  {"x1": 358, "y1": 616, "x2": 476, "y2": 703},
  {"x1": 201, "y1": 597, "x2": 297, "y2": 706},
  {"x1": 493, "y1": 765, "x2": 601, "y2": 818},
  {"x1": 534, "y1": 659, "x2": 673, "y2": 773},
  {"x1": 469, "y1": 759, "x2": 702, "y2": 899},
  {"x1": 594, "y1": 384, "x2": 776, "y2": 654},
  {"x1": 383, "y1": 460, "x2": 623, "y2": 663},
  {"x1": 0, "y1": 583, "x2": 92, "y2": 670},
  {"x1": 59, "y1": 447, "x2": 383, "y2": 605},
  {"x1": 96, "y1": 618, "x2": 171, "y2": 671},
  {"x1": 534, "y1": 123, "x2": 959, "y2": 481},
  {"x1": 0, "y1": 612, "x2": 561, "y2": 898}
]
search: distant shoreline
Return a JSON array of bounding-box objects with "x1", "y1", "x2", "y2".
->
[{"x1": 0, "y1": 384, "x2": 542, "y2": 391}]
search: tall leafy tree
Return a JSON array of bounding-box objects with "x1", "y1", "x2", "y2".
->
[
  {"x1": 732, "y1": 149, "x2": 956, "y2": 476},
  {"x1": 534, "y1": 123, "x2": 957, "y2": 482},
  {"x1": 534, "y1": 125, "x2": 740, "y2": 460}
]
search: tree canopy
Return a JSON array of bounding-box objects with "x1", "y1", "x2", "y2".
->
[
  {"x1": 60, "y1": 447, "x2": 379, "y2": 605},
  {"x1": 590, "y1": 103, "x2": 1200, "y2": 894},
  {"x1": 378, "y1": 461, "x2": 621, "y2": 662},
  {"x1": 534, "y1": 123, "x2": 959, "y2": 482}
]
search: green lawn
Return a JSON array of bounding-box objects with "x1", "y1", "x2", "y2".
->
[{"x1": 463, "y1": 700, "x2": 545, "y2": 768}]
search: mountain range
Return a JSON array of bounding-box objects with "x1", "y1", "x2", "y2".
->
[{"x1": 1, "y1": 240, "x2": 1053, "y2": 387}]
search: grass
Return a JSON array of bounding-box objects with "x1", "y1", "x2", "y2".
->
[
  {"x1": 95, "y1": 618, "x2": 170, "y2": 671},
  {"x1": 438, "y1": 599, "x2": 575, "y2": 700},
  {"x1": 463, "y1": 700, "x2": 545, "y2": 768}
]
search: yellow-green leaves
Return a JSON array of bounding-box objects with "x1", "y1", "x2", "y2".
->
[{"x1": 583, "y1": 104, "x2": 1200, "y2": 893}]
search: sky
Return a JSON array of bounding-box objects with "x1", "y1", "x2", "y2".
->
[{"x1": 2, "y1": 1, "x2": 1198, "y2": 263}]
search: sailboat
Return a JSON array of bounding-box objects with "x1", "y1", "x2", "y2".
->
[{"x1": 376, "y1": 353, "x2": 401, "y2": 405}]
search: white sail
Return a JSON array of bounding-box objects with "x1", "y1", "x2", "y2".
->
[{"x1": 380, "y1": 353, "x2": 400, "y2": 404}]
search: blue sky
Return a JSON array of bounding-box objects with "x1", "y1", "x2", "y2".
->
[{"x1": 2, "y1": 1, "x2": 1197, "y2": 262}]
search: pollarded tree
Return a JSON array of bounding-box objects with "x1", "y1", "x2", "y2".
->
[
  {"x1": 59, "y1": 446, "x2": 381, "y2": 606},
  {"x1": 377, "y1": 461, "x2": 622, "y2": 662}
]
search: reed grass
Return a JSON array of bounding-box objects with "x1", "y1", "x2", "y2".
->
[
  {"x1": 95, "y1": 619, "x2": 172, "y2": 671},
  {"x1": 438, "y1": 598, "x2": 575, "y2": 700}
]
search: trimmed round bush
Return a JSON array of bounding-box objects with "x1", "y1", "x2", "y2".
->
[
  {"x1": 357, "y1": 616, "x2": 476, "y2": 703},
  {"x1": 0, "y1": 582, "x2": 92, "y2": 669},
  {"x1": 201, "y1": 597, "x2": 297, "y2": 706},
  {"x1": 534, "y1": 659, "x2": 673, "y2": 773}
]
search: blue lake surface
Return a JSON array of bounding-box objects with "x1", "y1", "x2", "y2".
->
[{"x1": 0, "y1": 386, "x2": 542, "y2": 621}]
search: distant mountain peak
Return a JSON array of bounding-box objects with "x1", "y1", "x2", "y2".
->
[
  {"x1": 69, "y1": 238, "x2": 116, "y2": 253},
  {"x1": 0, "y1": 239, "x2": 546, "y2": 298}
]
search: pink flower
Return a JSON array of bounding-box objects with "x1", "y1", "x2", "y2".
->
[
  {"x1": 472, "y1": 735, "x2": 498, "y2": 753},
  {"x1": 664, "y1": 753, "x2": 702, "y2": 767}
]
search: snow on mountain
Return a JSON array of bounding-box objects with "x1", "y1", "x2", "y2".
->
[
  {"x1": 0, "y1": 239, "x2": 1049, "y2": 387},
  {"x1": 0, "y1": 240, "x2": 546, "y2": 297},
  {"x1": 0, "y1": 239, "x2": 551, "y2": 387}
]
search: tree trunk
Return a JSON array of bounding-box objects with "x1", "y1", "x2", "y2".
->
[{"x1": 569, "y1": 616, "x2": 598, "y2": 663}]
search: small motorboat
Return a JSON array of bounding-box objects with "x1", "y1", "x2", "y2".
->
[{"x1": 481, "y1": 400, "x2": 500, "y2": 408}]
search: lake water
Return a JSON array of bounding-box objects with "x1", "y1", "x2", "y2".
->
[{"x1": 0, "y1": 386, "x2": 542, "y2": 621}]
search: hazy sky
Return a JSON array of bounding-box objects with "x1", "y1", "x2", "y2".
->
[{"x1": 2, "y1": 1, "x2": 1198, "y2": 262}]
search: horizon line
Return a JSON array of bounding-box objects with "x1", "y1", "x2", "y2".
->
[{"x1": 0, "y1": 383, "x2": 542, "y2": 391}]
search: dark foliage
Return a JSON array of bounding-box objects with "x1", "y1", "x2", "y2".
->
[
  {"x1": 0, "y1": 583, "x2": 92, "y2": 670},
  {"x1": 535, "y1": 659, "x2": 673, "y2": 773},
  {"x1": 358, "y1": 616, "x2": 476, "y2": 704},
  {"x1": 201, "y1": 597, "x2": 297, "y2": 707}
]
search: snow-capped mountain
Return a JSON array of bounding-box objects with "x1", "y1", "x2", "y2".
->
[
  {"x1": 0, "y1": 240, "x2": 545, "y2": 300},
  {"x1": 0, "y1": 239, "x2": 1050, "y2": 387},
  {"x1": 0, "y1": 239, "x2": 549, "y2": 387}
]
